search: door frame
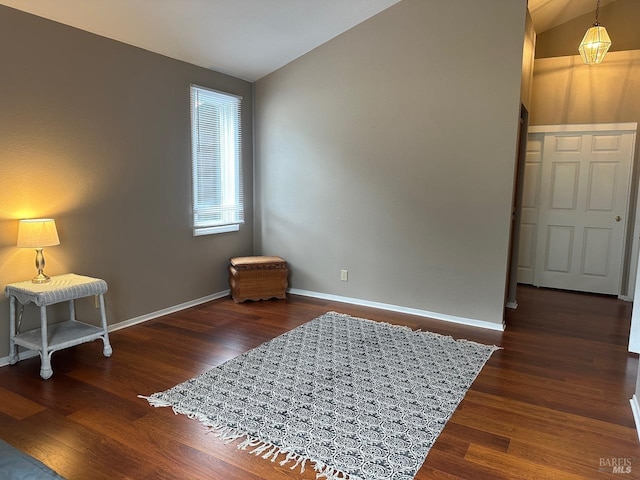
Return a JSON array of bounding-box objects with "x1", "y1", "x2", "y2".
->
[
  {"x1": 528, "y1": 122, "x2": 638, "y2": 298},
  {"x1": 505, "y1": 105, "x2": 529, "y2": 310}
]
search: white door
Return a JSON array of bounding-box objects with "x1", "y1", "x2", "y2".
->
[{"x1": 533, "y1": 127, "x2": 635, "y2": 295}]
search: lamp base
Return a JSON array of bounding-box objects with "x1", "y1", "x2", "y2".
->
[
  {"x1": 32, "y1": 272, "x2": 51, "y2": 284},
  {"x1": 32, "y1": 248, "x2": 51, "y2": 283}
]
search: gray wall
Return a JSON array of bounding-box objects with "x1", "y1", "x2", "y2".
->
[
  {"x1": 0, "y1": 6, "x2": 253, "y2": 359},
  {"x1": 254, "y1": 0, "x2": 527, "y2": 327}
]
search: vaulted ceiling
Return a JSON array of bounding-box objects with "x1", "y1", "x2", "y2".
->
[
  {"x1": 0, "y1": 0, "x2": 616, "y2": 82},
  {"x1": 528, "y1": 0, "x2": 617, "y2": 33}
]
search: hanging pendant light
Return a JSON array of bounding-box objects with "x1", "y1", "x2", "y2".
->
[{"x1": 578, "y1": 0, "x2": 612, "y2": 65}]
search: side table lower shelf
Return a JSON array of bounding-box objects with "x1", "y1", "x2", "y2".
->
[
  {"x1": 14, "y1": 320, "x2": 109, "y2": 351},
  {"x1": 13, "y1": 320, "x2": 112, "y2": 379}
]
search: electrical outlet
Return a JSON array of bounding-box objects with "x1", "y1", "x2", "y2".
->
[{"x1": 340, "y1": 270, "x2": 348, "y2": 282}]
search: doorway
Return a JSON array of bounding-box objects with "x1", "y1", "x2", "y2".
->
[{"x1": 517, "y1": 123, "x2": 637, "y2": 296}]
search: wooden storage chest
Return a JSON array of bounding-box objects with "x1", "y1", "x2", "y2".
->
[{"x1": 228, "y1": 256, "x2": 288, "y2": 303}]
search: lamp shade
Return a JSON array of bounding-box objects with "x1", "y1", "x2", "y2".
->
[
  {"x1": 17, "y1": 219, "x2": 60, "y2": 248},
  {"x1": 578, "y1": 24, "x2": 611, "y2": 65}
]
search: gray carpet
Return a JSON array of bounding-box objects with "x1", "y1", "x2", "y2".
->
[{"x1": 0, "y1": 439, "x2": 65, "y2": 480}]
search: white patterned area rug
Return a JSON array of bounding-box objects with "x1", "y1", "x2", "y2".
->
[{"x1": 141, "y1": 312, "x2": 500, "y2": 480}]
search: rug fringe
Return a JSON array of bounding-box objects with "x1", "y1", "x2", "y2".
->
[
  {"x1": 137, "y1": 395, "x2": 172, "y2": 408},
  {"x1": 315, "y1": 461, "x2": 349, "y2": 480},
  {"x1": 328, "y1": 311, "x2": 504, "y2": 352},
  {"x1": 137, "y1": 403, "x2": 346, "y2": 480},
  {"x1": 280, "y1": 451, "x2": 307, "y2": 473},
  {"x1": 326, "y1": 311, "x2": 412, "y2": 333},
  {"x1": 211, "y1": 423, "x2": 348, "y2": 479}
]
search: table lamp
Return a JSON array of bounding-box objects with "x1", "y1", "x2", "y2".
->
[{"x1": 17, "y1": 218, "x2": 60, "y2": 283}]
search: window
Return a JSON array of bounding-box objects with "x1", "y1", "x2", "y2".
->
[{"x1": 190, "y1": 85, "x2": 243, "y2": 235}]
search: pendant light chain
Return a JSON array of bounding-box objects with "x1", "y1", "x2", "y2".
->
[{"x1": 595, "y1": 0, "x2": 601, "y2": 25}]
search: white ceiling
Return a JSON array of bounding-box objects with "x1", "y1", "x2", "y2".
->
[
  {"x1": 0, "y1": 0, "x2": 617, "y2": 82},
  {"x1": 0, "y1": 0, "x2": 400, "y2": 81}
]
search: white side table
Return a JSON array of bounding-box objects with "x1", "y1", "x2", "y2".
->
[{"x1": 5, "y1": 273, "x2": 113, "y2": 379}]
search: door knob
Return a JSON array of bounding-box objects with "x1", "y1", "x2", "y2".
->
[{"x1": 615, "y1": 215, "x2": 622, "y2": 222}]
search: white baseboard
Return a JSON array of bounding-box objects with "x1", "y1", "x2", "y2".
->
[
  {"x1": 0, "y1": 289, "x2": 231, "y2": 368},
  {"x1": 0, "y1": 350, "x2": 39, "y2": 368},
  {"x1": 630, "y1": 395, "x2": 640, "y2": 442},
  {"x1": 288, "y1": 288, "x2": 505, "y2": 332},
  {"x1": 108, "y1": 289, "x2": 230, "y2": 333}
]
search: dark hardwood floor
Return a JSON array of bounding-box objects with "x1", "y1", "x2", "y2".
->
[{"x1": 0, "y1": 285, "x2": 638, "y2": 479}]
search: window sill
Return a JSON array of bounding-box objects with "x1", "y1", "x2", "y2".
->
[{"x1": 194, "y1": 224, "x2": 240, "y2": 236}]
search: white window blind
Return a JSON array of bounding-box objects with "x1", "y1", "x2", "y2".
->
[{"x1": 190, "y1": 85, "x2": 243, "y2": 235}]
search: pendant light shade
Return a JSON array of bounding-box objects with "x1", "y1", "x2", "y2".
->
[
  {"x1": 579, "y1": 24, "x2": 611, "y2": 64},
  {"x1": 578, "y1": 0, "x2": 611, "y2": 65}
]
